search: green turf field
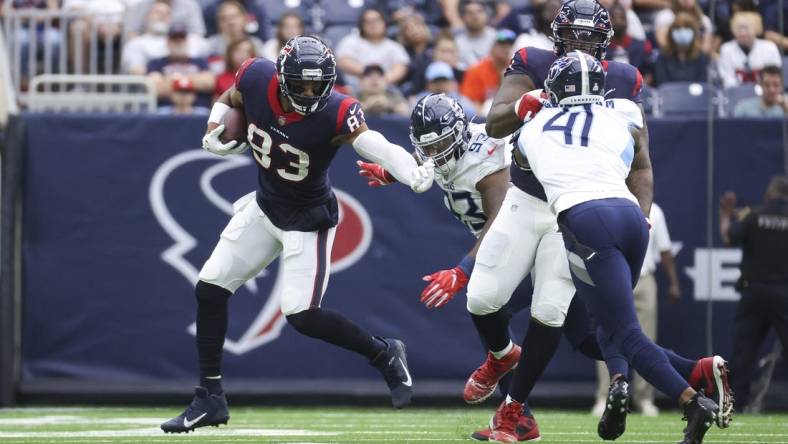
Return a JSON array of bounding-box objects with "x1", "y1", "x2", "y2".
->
[{"x1": 0, "y1": 406, "x2": 785, "y2": 443}]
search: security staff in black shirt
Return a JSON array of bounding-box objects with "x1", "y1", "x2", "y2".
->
[{"x1": 720, "y1": 175, "x2": 788, "y2": 409}]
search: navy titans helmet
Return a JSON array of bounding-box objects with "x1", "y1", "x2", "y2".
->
[
  {"x1": 276, "y1": 35, "x2": 337, "y2": 115},
  {"x1": 552, "y1": 0, "x2": 613, "y2": 59},
  {"x1": 544, "y1": 51, "x2": 606, "y2": 106},
  {"x1": 409, "y1": 94, "x2": 471, "y2": 175}
]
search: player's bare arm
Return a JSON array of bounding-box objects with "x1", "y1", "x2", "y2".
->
[
  {"x1": 485, "y1": 73, "x2": 535, "y2": 138},
  {"x1": 469, "y1": 168, "x2": 510, "y2": 258},
  {"x1": 335, "y1": 123, "x2": 434, "y2": 193},
  {"x1": 626, "y1": 113, "x2": 653, "y2": 217}
]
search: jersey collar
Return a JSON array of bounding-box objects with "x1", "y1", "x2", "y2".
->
[{"x1": 267, "y1": 73, "x2": 305, "y2": 125}]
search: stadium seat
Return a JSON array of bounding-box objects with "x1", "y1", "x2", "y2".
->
[
  {"x1": 321, "y1": 0, "x2": 365, "y2": 26},
  {"x1": 655, "y1": 82, "x2": 721, "y2": 117},
  {"x1": 322, "y1": 25, "x2": 356, "y2": 49},
  {"x1": 262, "y1": 0, "x2": 312, "y2": 24},
  {"x1": 722, "y1": 84, "x2": 759, "y2": 116}
]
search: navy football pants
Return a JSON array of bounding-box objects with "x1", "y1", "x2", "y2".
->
[{"x1": 559, "y1": 198, "x2": 689, "y2": 401}]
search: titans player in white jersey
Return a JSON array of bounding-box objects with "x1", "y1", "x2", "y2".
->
[{"x1": 505, "y1": 51, "x2": 728, "y2": 444}]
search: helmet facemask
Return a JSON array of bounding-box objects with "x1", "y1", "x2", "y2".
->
[
  {"x1": 277, "y1": 36, "x2": 337, "y2": 115},
  {"x1": 411, "y1": 119, "x2": 467, "y2": 176},
  {"x1": 553, "y1": 24, "x2": 612, "y2": 59}
]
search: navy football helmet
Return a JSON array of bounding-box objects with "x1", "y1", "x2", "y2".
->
[
  {"x1": 409, "y1": 94, "x2": 470, "y2": 175},
  {"x1": 276, "y1": 35, "x2": 337, "y2": 115},
  {"x1": 552, "y1": 0, "x2": 613, "y2": 59},
  {"x1": 544, "y1": 51, "x2": 606, "y2": 106}
]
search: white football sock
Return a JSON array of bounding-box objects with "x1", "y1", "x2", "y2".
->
[{"x1": 491, "y1": 341, "x2": 514, "y2": 359}]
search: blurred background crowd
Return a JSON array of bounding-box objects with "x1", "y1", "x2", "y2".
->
[{"x1": 0, "y1": 0, "x2": 785, "y2": 118}]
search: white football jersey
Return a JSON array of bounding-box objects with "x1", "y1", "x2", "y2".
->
[
  {"x1": 518, "y1": 98, "x2": 644, "y2": 215},
  {"x1": 434, "y1": 123, "x2": 511, "y2": 237}
]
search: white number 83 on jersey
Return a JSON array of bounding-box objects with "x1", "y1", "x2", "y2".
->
[{"x1": 247, "y1": 124, "x2": 310, "y2": 182}]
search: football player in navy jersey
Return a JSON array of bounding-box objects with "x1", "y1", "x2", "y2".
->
[
  {"x1": 161, "y1": 36, "x2": 435, "y2": 433},
  {"x1": 459, "y1": 0, "x2": 732, "y2": 441}
]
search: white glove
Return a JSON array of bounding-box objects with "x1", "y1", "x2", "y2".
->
[
  {"x1": 410, "y1": 160, "x2": 434, "y2": 193},
  {"x1": 202, "y1": 124, "x2": 248, "y2": 156}
]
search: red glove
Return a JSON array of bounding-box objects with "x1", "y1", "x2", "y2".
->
[
  {"x1": 357, "y1": 160, "x2": 395, "y2": 187},
  {"x1": 420, "y1": 267, "x2": 469, "y2": 309},
  {"x1": 513, "y1": 92, "x2": 545, "y2": 122}
]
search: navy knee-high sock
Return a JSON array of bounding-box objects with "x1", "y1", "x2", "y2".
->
[
  {"x1": 471, "y1": 311, "x2": 512, "y2": 352},
  {"x1": 597, "y1": 326, "x2": 629, "y2": 379},
  {"x1": 509, "y1": 320, "x2": 563, "y2": 403},
  {"x1": 195, "y1": 281, "x2": 232, "y2": 394},
  {"x1": 620, "y1": 326, "x2": 688, "y2": 400},
  {"x1": 662, "y1": 348, "x2": 697, "y2": 379}
]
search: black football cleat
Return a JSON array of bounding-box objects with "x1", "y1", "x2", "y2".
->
[
  {"x1": 598, "y1": 377, "x2": 630, "y2": 441},
  {"x1": 161, "y1": 387, "x2": 230, "y2": 433},
  {"x1": 371, "y1": 337, "x2": 413, "y2": 409},
  {"x1": 680, "y1": 392, "x2": 718, "y2": 444}
]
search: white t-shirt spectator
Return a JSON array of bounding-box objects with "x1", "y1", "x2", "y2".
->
[
  {"x1": 641, "y1": 203, "x2": 671, "y2": 276},
  {"x1": 717, "y1": 38, "x2": 783, "y2": 88},
  {"x1": 261, "y1": 39, "x2": 280, "y2": 62},
  {"x1": 454, "y1": 26, "x2": 496, "y2": 70},
  {"x1": 62, "y1": 0, "x2": 127, "y2": 22},
  {"x1": 335, "y1": 34, "x2": 410, "y2": 76},
  {"x1": 124, "y1": 0, "x2": 205, "y2": 36},
  {"x1": 513, "y1": 29, "x2": 553, "y2": 53},
  {"x1": 626, "y1": 9, "x2": 646, "y2": 40},
  {"x1": 121, "y1": 33, "x2": 209, "y2": 73}
]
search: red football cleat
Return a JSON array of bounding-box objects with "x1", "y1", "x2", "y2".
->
[
  {"x1": 463, "y1": 345, "x2": 521, "y2": 404},
  {"x1": 689, "y1": 355, "x2": 734, "y2": 428},
  {"x1": 489, "y1": 400, "x2": 524, "y2": 443},
  {"x1": 470, "y1": 413, "x2": 541, "y2": 442}
]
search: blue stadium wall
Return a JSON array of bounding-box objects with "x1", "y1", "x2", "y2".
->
[{"x1": 2, "y1": 114, "x2": 786, "y2": 403}]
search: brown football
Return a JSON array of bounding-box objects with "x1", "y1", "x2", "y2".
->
[{"x1": 219, "y1": 107, "x2": 247, "y2": 144}]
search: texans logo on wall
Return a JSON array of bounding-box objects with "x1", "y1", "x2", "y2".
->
[{"x1": 149, "y1": 151, "x2": 372, "y2": 354}]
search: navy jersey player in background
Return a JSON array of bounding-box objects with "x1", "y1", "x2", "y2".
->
[
  {"x1": 465, "y1": 0, "x2": 732, "y2": 442},
  {"x1": 161, "y1": 36, "x2": 435, "y2": 433}
]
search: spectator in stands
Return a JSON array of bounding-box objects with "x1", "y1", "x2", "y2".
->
[
  {"x1": 512, "y1": 0, "x2": 562, "y2": 53},
  {"x1": 718, "y1": 12, "x2": 782, "y2": 89},
  {"x1": 356, "y1": 64, "x2": 410, "y2": 117},
  {"x1": 495, "y1": 1, "x2": 537, "y2": 37},
  {"x1": 454, "y1": 0, "x2": 496, "y2": 70},
  {"x1": 261, "y1": 12, "x2": 303, "y2": 62},
  {"x1": 630, "y1": 0, "x2": 670, "y2": 27},
  {"x1": 4, "y1": 1, "x2": 61, "y2": 79},
  {"x1": 367, "y1": 0, "x2": 444, "y2": 25},
  {"x1": 336, "y1": 8, "x2": 410, "y2": 87},
  {"x1": 147, "y1": 24, "x2": 215, "y2": 108},
  {"x1": 654, "y1": 12, "x2": 710, "y2": 86},
  {"x1": 606, "y1": 2, "x2": 655, "y2": 83},
  {"x1": 158, "y1": 77, "x2": 210, "y2": 114},
  {"x1": 415, "y1": 61, "x2": 476, "y2": 117},
  {"x1": 398, "y1": 13, "x2": 434, "y2": 97},
  {"x1": 733, "y1": 66, "x2": 786, "y2": 118},
  {"x1": 654, "y1": 0, "x2": 713, "y2": 53},
  {"x1": 206, "y1": 1, "x2": 264, "y2": 72},
  {"x1": 432, "y1": 33, "x2": 465, "y2": 83},
  {"x1": 598, "y1": 0, "x2": 646, "y2": 40},
  {"x1": 460, "y1": 28, "x2": 514, "y2": 115},
  {"x1": 214, "y1": 37, "x2": 255, "y2": 99},
  {"x1": 63, "y1": 0, "x2": 126, "y2": 74},
  {"x1": 124, "y1": 0, "x2": 206, "y2": 39},
  {"x1": 207, "y1": 1, "x2": 264, "y2": 56},
  {"x1": 122, "y1": 1, "x2": 209, "y2": 75},
  {"x1": 203, "y1": 0, "x2": 268, "y2": 43}
]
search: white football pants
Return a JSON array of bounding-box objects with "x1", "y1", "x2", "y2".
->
[
  {"x1": 198, "y1": 192, "x2": 335, "y2": 315},
  {"x1": 466, "y1": 186, "x2": 575, "y2": 327}
]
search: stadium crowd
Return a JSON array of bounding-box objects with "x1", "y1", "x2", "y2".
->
[{"x1": 1, "y1": 0, "x2": 786, "y2": 116}]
